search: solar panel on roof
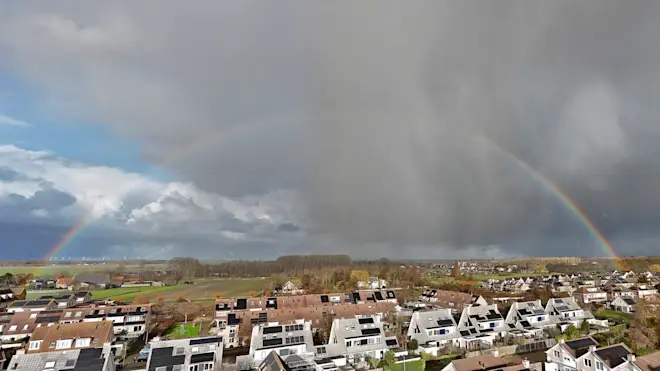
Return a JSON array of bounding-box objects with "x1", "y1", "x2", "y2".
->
[
  {"x1": 358, "y1": 318, "x2": 374, "y2": 324},
  {"x1": 533, "y1": 309, "x2": 546, "y2": 315},
  {"x1": 190, "y1": 352, "x2": 215, "y2": 364},
  {"x1": 189, "y1": 337, "x2": 222, "y2": 345},
  {"x1": 386, "y1": 339, "x2": 397, "y2": 346},
  {"x1": 436, "y1": 319, "x2": 454, "y2": 327},
  {"x1": 263, "y1": 338, "x2": 283, "y2": 347},
  {"x1": 361, "y1": 328, "x2": 381, "y2": 336},
  {"x1": 565, "y1": 338, "x2": 598, "y2": 350},
  {"x1": 460, "y1": 330, "x2": 470, "y2": 336},
  {"x1": 263, "y1": 326, "x2": 283, "y2": 335}
]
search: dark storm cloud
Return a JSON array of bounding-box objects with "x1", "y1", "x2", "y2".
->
[
  {"x1": 2, "y1": 1, "x2": 660, "y2": 257},
  {"x1": 0, "y1": 167, "x2": 20, "y2": 181}
]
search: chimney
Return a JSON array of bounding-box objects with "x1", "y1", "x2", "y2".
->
[
  {"x1": 559, "y1": 338, "x2": 565, "y2": 344},
  {"x1": 522, "y1": 358, "x2": 531, "y2": 368},
  {"x1": 627, "y1": 354, "x2": 636, "y2": 362},
  {"x1": 589, "y1": 345, "x2": 597, "y2": 353}
]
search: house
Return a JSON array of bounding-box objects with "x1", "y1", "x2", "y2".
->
[
  {"x1": 357, "y1": 277, "x2": 387, "y2": 290},
  {"x1": 545, "y1": 298, "x2": 606, "y2": 332},
  {"x1": 418, "y1": 289, "x2": 488, "y2": 314},
  {"x1": 546, "y1": 338, "x2": 640, "y2": 371},
  {"x1": 456, "y1": 304, "x2": 507, "y2": 350},
  {"x1": 441, "y1": 354, "x2": 531, "y2": 371},
  {"x1": 407, "y1": 309, "x2": 459, "y2": 356},
  {"x1": 0, "y1": 311, "x2": 37, "y2": 344},
  {"x1": 246, "y1": 320, "x2": 315, "y2": 368},
  {"x1": 279, "y1": 281, "x2": 305, "y2": 295},
  {"x1": 328, "y1": 316, "x2": 390, "y2": 365},
  {"x1": 72, "y1": 273, "x2": 115, "y2": 289},
  {"x1": 145, "y1": 336, "x2": 224, "y2": 371},
  {"x1": 504, "y1": 300, "x2": 557, "y2": 338},
  {"x1": 573, "y1": 287, "x2": 608, "y2": 305},
  {"x1": 0, "y1": 288, "x2": 17, "y2": 309},
  {"x1": 610, "y1": 297, "x2": 637, "y2": 313},
  {"x1": 545, "y1": 337, "x2": 600, "y2": 371},
  {"x1": 55, "y1": 278, "x2": 73, "y2": 289},
  {"x1": 39, "y1": 294, "x2": 77, "y2": 309},
  {"x1": 77, "y1": 305, "x2": 150, "y2": 340},
  {"x1": 634, "y1": 351, "x2": 660, "y2": 371},
  {"x1": 8, "y1": 346, "x2": 116, "y2": 371},
  {"x1": 7, "y1": 299, "x2": 57, "y2": 313},
  {"x1": 27, "y1": 321, "x2": 114, "y2": 353},
  {"x1": 634, "y1": 285, "x2": 658, "y2": 300},
  {"x1": 74, "y1": 291, "x2": 92, "y2": 304}
]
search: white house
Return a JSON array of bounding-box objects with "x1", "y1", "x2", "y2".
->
[
  {"x1": 546, "y1": 338, "x2": 640, "y2": 371},
  {"x1": 545, "y1": 298, "x2": 606, "y2": 332},
  {"x1": 407, "y1": 309, "x2": 459, "y2": 356},
  {"x1": 610, "y1": 297, "x2": 637, "y2": 313},
  {"x1": 504, "y1": 300, "x2": 557, "y2": 338},
  {"x1": 357, "y1": 278, "x2": 387, "y2": 290},
  {"x1": 573, "y1": 287, "x2": 608, "y2": 305},
  {"x1": 327, "y1": 316, "x2": 390, "y2": 365},
  {"x1": 248, "y1": 320, "x2": 315, "y2": 368},
  {"x1": 456, "y1": 304, "x2": 507, "y2": 350}
]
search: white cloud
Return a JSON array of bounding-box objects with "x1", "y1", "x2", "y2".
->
[
  {"x1": 0, "y1": 114, "x2": 31, "y2": 127},
  {"x1": 0, "y1": 144, "x2": 306, "y2": 258}
]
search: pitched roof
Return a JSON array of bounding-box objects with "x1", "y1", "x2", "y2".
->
[
  {"x1": 594, "y1": 343, "x2": 633, "y2": 368},
  {"x1": 73, "y1": 273, "x2": 111, "y2": 285},
  {"x1": 448, "y1": 355, "x2": 508, "y2": 371},
  {"x1": 28, "y1": 321, "x2": 114, "y2": 353},
  {"x1": 561, "y1": 337, "x2": 599, "y2": 358},
  {"x1": 634, "y1": 351, "x2": 660, "y2": 371}
]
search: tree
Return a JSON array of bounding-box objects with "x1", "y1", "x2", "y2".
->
[
  {"x1": 134, "y1": 295, "x2": 150, "y2": 304},
  {"x1": 451, "y1": 264, "x2": 461, "y2": 278},
  {"x1": 249, "y1": 291, "x2": 257, "y2": 297},
  {"x1": 649, "y1": 264, "x2": 660, "y2": 273},
  {"x1": 408, "y1": 339, "x2": 419, "y2": 352},
  {"x1": 383, "y1": 350, "x2": 396, "y2": 368},
  {"x1": 350, "y1": 270, "x2": 370, "y2": 284},
  {"x1": 177, "y1": 295, "x2": 188, "y2": 303},
  {"x1": 157, "y1": 295, "x2": 165, "y2": 303},
  {"x1": 264, "y1": 290, "x2": 271, "y2": 297},
  {"x1": 215, "y1": 292, "x2": 222, "y2": 299},
  {"x1": 419, "y1": 351, "x2": 430, "y2": 370},
  {"x1": 563, "y1": 325, "x2": 580, "y2": 340},
  {"x1": 580, "y1": 319, "x2": 590, "y2": 334},
  {"x1": 115, "y1": 296, "x2": 123, "y2": 303},
  {"x1": 536, "y1": 264, "x2": 547, "y2": 273},
  {"x1": 238, "y1": 321, "x2": 254, "y2": 346},
  {"x1": 368, "y1": 357, "x2": 380, "y2": 369},
  {"x1": 638, "y1": 276, "x2": 649, "y2": 284}
]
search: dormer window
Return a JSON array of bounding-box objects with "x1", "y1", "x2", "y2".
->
[{"x1": 76, "y1": 338, "x2": 91, "y2": 347}]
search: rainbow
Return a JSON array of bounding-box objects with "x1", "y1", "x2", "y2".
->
[
  {"x1": 481, "y1": 136, "x2": 626, "y2": 271},
  {"x1": 42, "y1": 215, "x2": 90, "y2": 263}
]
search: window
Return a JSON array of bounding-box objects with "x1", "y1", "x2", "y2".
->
[
  {"x1": 189, "y1": 365, "x2": 199, "y2": 371},
  {"x1": 204, "y1": 363, "x2": 213, "y2": 370},
  {"x1": 490, "y1": 322, "x2": 495, "y2": 328},
  {"x1": 45, "y1": 362, "x2": 56, "y2": 369},
  {"x1": 29, "y1": 313, "x2": 37, "y2": 319},
  {"x1": 22, "y1": 324, "x2": 29, "y2": 330},
  {"x1": 554, "y1": 351, "x2": 560, "y2": 358},
  {"x1": 76, "y1": 338, "x2": 91, "y2": 348},
  {"x1": 156, "y1": 367, "x2": 167, "y2": 371},
  {"x1": 537, "y1": 317, "x2": 543, "y2": 322},
  {"x1": 28, "y1": 341, "x2": 41, "y2": 350},
  {"x1": 56, "y1": 339, "x2": 73, "y2": 349},
  {"x1": 75, "y1": 311, "x2": 82, "y2": 317},
  {"x1": 584, "y1": 359, "x2": 592, "y2": 367},
  {"x1": 49, "y1": 342, "x2": 56, "y2": 348},
  {"x1": 192, "y1": 346, "x2": 199, "y2": 353},
  {"x1": 9, "y1": 325, "x2": 16, "y2": 331},
  {"x1": 596, "y1": 362, "x2": 604, "y2": 370}
]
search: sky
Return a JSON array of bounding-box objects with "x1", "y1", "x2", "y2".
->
[{"x1": 1, "y1": 1, "x2": 660, "y2": 260}]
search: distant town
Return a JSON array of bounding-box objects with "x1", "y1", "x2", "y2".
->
[{"x1": 1, "y1": 255, "x2": 660, "y2": 371}]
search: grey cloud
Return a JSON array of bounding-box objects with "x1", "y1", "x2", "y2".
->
[
  {"x1": 0, "y1": 187, "x2": 76, "y2": 220},
  {"x1": 277, "y1": 222, "x2": 301, "y2": 233},
  {"x1": 0, "y1": 167, "x2": 20, "y2": 181},
  {"x1": 2, "y1": 1, "x2": 660, "y2": 257}
]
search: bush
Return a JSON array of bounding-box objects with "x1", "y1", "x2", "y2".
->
[{"x1": 134, "y1": 295, "x2": 150, "y2": 304}]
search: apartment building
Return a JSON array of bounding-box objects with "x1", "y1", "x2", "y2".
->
[
  {"x1": 407, "y1": 309, "x2": 459, "y2": 356},
  {"x1": 26, "y1": 321, "x2": 114, "y2": 353},
  {"x1": 0, "y1": 288, "x2": 18, "y2": 310},
  {"x1": 8, "y1": 346, "x2": 115, "y2": 371},
  {"x1": 145, "y1": 336, "x2": 224, "y2": 371},
  {"x1": 7, "y1": 300, "x2": 57, "y2": 313},
  {"x1": 214, "y1": 293, "x2": 397, "y2": 349}
]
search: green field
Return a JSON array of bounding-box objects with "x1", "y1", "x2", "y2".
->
[
  {"x1": 390, "y1": 360, "x2": 424, "y2": 371},
  {"x1": 27, "y1": 278, "x2": 271, "y2": 302},
  {"x1": 470, "y1": 272, "x2": 548, "y2": 280},
  {"x1": 164, "y1": 323, "x2": 201, "y2": 339},
  {"x1": 0, "y1": 264, "x2": 165, "y2": 276},
  {"x1": 595, "y1": 309, "x2": 632, "y2": 324}
]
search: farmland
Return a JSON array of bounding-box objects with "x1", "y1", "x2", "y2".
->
[
  {"x1": 0, "y1": 263, "x2": 164, "y2": 276},
  {"x1": 26, "y1": 278, "x2": 270, "y2": 302}
]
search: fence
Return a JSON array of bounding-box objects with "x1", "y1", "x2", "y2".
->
[{"x1": 465, "y1": 339, "x2": 556, "y2": 358}]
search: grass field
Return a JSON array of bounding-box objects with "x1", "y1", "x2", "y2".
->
[
  {"x1": 595, "y1": 309, "x2": 632, "y2": 324},
  {"x1": 471, "y1": 272, "x2": 548, "y2": 280},
  {"x1": 26, "y1": 278, "x2": 271, "y2": 302},
  {"x1": 390, "y1": 360, "x2": 424, "y2": 371},
  {"x1": 0, "y1": 264, "x2": 165, "y2": 276},
  {"x1": 164, "y1": 323, "x2": 201, "y2": 339}
]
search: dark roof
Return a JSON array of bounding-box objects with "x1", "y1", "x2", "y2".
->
[
  {"x1": 190, "y1": 353, "x2": 214, "y2": 364},
  {"x1": 190, "y1": 337, "x2": 222, "y2": 345},
  {"x1": 595, "y1": 344, "x2": 632, "y2": 368},
  {"x1": 71, "y1": 348, "x2": 106, "y2": 371},
  {"x1": 73, "y1": 273, "x2": 111, "y2": 285},
  {"x1": 260, "y1": 351, "x2": 291, "y2": 371},
  {"x1": 149, "y1": 347, "x2": 185, "y2": 371},
  {"x1": 623, "y1": 298, "x2": 637, "y2": 306},
  {"x1": 563, "y1": 337, "x2": 599, "y2": 358}
]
